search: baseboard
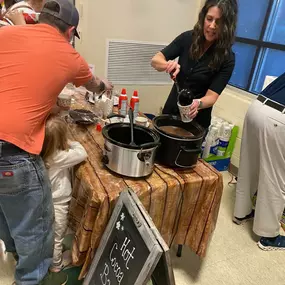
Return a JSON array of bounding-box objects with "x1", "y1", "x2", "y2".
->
[{"x1": 228, "y1": 163, "x2": 238, "y2": 177}]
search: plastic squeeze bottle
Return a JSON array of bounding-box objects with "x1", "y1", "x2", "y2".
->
[{"x1": 118, "y1": 88, "x2": 128, "y2": 116}]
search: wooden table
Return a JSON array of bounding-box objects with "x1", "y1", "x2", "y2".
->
[{"x1": 67, "y1": 94, "x2": 223, "y2": 279}]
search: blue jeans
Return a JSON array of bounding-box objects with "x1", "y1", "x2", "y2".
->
[{"x1": 0, "y1": 144, "x2": 54, "y2": 285}]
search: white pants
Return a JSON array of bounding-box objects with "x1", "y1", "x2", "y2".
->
[
  {"x1": 53, "y1": 201, "x2": 70, "y2": 265},
  {"x1": 234, "y1": 100, "x2": 285, "y2": 237}
]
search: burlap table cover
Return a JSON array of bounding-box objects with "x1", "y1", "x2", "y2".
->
[{"x1": 67, "y1": 94, "x2": 223, "y2": 279}]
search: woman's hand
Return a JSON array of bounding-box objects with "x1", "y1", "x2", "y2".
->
[
  {"x1": 5, "y1": 10, "x2": 26, "y2": 25},
  {"x1": 151, "y1": 52, "x2": 180, "y2": 77},
  {"x1": 189, "y1": 99, "x2": 200, "y2": 120},
  {"x1": 166, "y1": 60, "x2": 180, "y2": 78}
]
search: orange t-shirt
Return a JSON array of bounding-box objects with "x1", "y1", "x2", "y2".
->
[{"x1": 0, "y1": 24, "x2": 93, "y2": 154}]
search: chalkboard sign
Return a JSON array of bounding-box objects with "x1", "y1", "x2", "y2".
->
[{"x1": 83, "y1": 190, "x2": 164, "y2": 285}]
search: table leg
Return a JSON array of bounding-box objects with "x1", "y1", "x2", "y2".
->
[{"x1": 176, "y1": 245, "x2": 183, "y2": 257}]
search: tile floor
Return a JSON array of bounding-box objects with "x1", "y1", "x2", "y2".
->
[{"x1": 1, "y1": 172, "x2": 284, "y2": 285}]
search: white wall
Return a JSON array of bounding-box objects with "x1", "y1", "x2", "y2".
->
[{"x1": 75, "y1": 0, "x2": 203, "y2": 114}]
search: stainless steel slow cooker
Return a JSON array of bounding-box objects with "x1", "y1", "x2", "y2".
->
[{"x1": 102, "y1": 123, "x2": 160, "y2": 177}]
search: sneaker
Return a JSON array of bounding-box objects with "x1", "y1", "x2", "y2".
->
[
  {"x1": 258, "y1": 235, "x2": 285, "y2": 251},
  {"x1": 39, "y1": 271, "x2": 68, "y2": 285},
  {"x1": 233, "y1": 210, "x2": 255, "y2": 225},
  {"x1": 49, "y1": 250, "x2": 72, "y2": 273}
]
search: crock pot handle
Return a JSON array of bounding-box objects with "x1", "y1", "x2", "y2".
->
[
  {"x1": 180, "y1": 146, "x2": 201, "y2": 153},
  {"x1": 174, "y1": 146, "x2": 201, "y2": 168}
]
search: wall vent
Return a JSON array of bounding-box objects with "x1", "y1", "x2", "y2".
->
[{"x1": 106, "y1": 39, "x2": 173, "y2": 85}]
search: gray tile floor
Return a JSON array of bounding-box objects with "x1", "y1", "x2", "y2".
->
[{"x1": 1, "y1": 172, "x2": 284, "y2": 285}]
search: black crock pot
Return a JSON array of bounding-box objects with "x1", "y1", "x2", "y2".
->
[{"x1": 153, "y1": 115, "x2": 205, "y2": 168}]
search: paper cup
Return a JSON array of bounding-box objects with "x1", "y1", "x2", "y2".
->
[
  {"x1": 57, "y1": 93, "x2": 72, "y2": 110},
  {"x1": 135, "y1": 116, "x2": 148, "y2": 127},
  {"x1": 177, "y1": 102, "x2": 193, "y2": 123}
]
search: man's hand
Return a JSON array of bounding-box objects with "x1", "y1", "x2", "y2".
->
[
  {"x1": 101, "y1": 78, "x2": 113, "y2": 91},
  {"x1": 84, "y1": 76, "x2": 113, "y2": 94}
]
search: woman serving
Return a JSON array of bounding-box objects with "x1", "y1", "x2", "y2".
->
[{"x1": 151, "y1": 0, "x2": 238, "y2": 129}]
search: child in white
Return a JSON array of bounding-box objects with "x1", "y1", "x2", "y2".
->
[{"x1": 41, "y1": 115, "x2": 87, "y2": 272}]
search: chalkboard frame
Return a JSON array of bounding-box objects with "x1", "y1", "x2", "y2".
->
[
  {"x1": 83, "y1": 190, "x2": 163, "y2": 285},
  {"x1": 128, "y1": 190, "x2": 176, "y2": 285}
]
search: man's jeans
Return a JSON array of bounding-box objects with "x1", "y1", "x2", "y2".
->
[{"x1": 0, "y1": 142, "x2": 53, "y2": 285}]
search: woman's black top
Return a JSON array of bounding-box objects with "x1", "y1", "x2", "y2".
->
[{"x1": 161, "y1": 30, "x2": 235, "y2": 128}]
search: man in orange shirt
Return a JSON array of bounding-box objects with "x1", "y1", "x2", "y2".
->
[{"x1": 0, "y1": 0, "x2": 112, "y2": 284}]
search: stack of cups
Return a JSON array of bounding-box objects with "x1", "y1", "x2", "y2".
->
[
  {"x1": 203, "y1": 116, "x2": 234, "y2": 158},
  {"x1": 218, "y1": 121, "x2": 229, "y2": 138},
  {"x1": 210, "y1": 126, "x2": 219, "y2": 155},
  {"x1": 217, "y1": 126, "x2": 232, "y2": 156}
]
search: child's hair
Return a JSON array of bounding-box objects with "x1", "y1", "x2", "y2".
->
[{"x1": 41, "y1": 115, "x2": 69, "y2": 168}]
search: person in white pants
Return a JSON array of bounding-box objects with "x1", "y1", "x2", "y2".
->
[
  {"x1": 41, "y1": 115, "x2": 88, "y2": 271},
  {"x1": 233, "y1": 72, "x2": 285, "y2": 250}
]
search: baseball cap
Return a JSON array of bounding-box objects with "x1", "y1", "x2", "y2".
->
[{"x1": 41, "y1": 0, "x2": 80, "y2": 38}]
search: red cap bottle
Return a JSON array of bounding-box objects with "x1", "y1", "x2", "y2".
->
[
  {"x1": 130, "y1": 90, "x2": 140, "y2": 118},
  {"x1": 119, "y1": 88, "x2": 128, "y2": 116}
]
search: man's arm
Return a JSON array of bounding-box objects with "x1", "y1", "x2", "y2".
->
[{"x1": 83, "y1": 75, "x2": 113, "y2": 94}]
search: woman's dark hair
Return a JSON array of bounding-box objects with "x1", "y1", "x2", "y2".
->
[{"x1": 190, "y1": 0, "x2": 238, "y2": 70}]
